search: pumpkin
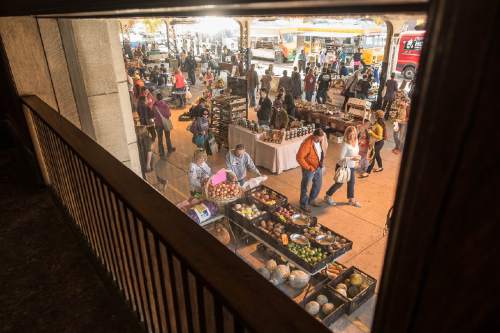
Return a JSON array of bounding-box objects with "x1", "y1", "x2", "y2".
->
[
  {"x1": 335, "y1": 287, "x2": 347, "y2": 298},
  {"x1": 288, "y1": 270, "x2": 310, "y2": 289},
  {"x1": 350, "y1": 273, "x2": 363, "y2": 287},
  {"x1": 322, "y1": 303, "x2": 335, "y2": 315},
  {"x1": 316, "y1": 294, "x2": 329, "y2": 306},
  {"x1": 305, "y1": 301, "x2": 320, "y2": 316},
  {"x1": 265, "y1": 259, "x2": 277, "y2": 272},
  {"x1": 270, "y1": 264, "x2": 290, "y2": 285}
]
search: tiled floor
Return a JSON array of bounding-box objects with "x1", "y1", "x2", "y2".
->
[{"x1": 141, "y1": 83, "x2": 402, "y2": 331}]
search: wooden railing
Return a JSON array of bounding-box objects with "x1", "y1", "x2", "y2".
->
[{"x1": 22, "y1": 95, "x2": 328, "y2": 333}]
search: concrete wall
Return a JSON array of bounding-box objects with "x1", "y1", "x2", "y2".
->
[
  {"x1": 37, "y1": 18, "x2": 81, "y2": 128},
  {"x1": 0, "y1": 17, "x2": 141, "y2": 176},
  {"x1": 0, "y1": 17, "x2": 58, "y2": 110},
  {"x1": 69, "y1": 19, "x2": 140, "y2": 175}
]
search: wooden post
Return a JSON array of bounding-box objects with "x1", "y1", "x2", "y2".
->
[
  {"x1": 375, "y1": 20, "x2": 394, "y2": 109},
  {"x1": 23, "y1": 105, "x2": 50, "y2": 185}
]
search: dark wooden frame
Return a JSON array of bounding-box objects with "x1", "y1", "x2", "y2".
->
[{"x1": 2, "y1": 0, "x2": 499, "y2": 332}]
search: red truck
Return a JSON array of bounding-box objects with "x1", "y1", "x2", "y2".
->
[{"x1": 396, "y1": 30, "x2": 425, "y2": 79}]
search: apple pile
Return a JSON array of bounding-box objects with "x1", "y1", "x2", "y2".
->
[
  {"x1": 251, "y1": 189, "x2": 281, "y2": 207},
  {"x1": 274, "y1": 205, "x2": 298, "y2": 223},
  {"x1": 208, "y1": 181, "x2": 241, "y2": 200}
]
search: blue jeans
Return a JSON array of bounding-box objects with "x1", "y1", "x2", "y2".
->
[
  {"x1": 326, "y1": 167, "x2": 356, "y2": 199},
  {"x1": 300, "y1": 167, "x2": 323, "y2": 208},
  {"x1": 305, "y1": 91, "x2": 314, "y2": 102},
  {"x1": 393, "y1": 123, "x2": 407, "y2": 150}
]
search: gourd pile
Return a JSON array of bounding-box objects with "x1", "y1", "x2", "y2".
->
[
  {"x1": 333, "y1": 272, "x2": 370, "y2": 299},
  {"x1": 305, "y1": 294, "x2": 336, "y2": 317},
  {"x1": 257, "y1": 260, "x2": 310, "y2": 289},
  {"x1": 287, "y1": 243, "x2": 328, "y2": 266}
]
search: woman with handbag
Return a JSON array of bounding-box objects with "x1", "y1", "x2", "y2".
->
[
  {"x1": 153, "y1": 93, "x2": 176, "y2": 157},
  {"x1": 324, "y1": 126, "x2": 361, "y2": 208},
  {"x1": 190, "y1": 110, "x2": 210, "y2": 149}
]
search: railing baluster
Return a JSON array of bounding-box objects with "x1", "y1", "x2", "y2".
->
[
  {"x1": 141, "y1": 225, "x2": 161, "y2": 333},
  {"x1": 120, "y1": 205, "x2": 147, "y2": 327},
  {"x1": 74, "y1": 157, "x2": 100, "y2": 257},
  {"x1": 61, "y1": 144, "x2": 85, "y2": 233},
  {"x1": 104, "y1": 186, "x2": 130, "y2": 301},
  {"x1": 96, "y1": 178, "x2": 122, "y2": 289},
  {"x1": 203, "y1": 287, "x2": 217, "y2": 333},
  {"x1": 222, "y1": 306, "x2": 235, "y2": 333},
  {"x1": 171, "y1": 255, "x2": 190, "y2": 333},
  {"x1": 187, "y1": 271, "x2": 201, "y2": 333},
  {"x1": 81, "y1": 162, "x2": 106, "y2": 264},
  {"x1": 148, "y1": 232, "x2": 169, "y2": 333},
  {"x1": 129, "y1": 214, "x2": 153, "y2": 333},
  {"x1": 159, "y1": 243, "x2": 179, "y2": 333}
]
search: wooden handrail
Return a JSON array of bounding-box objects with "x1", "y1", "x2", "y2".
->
[{"x1": 22, "y1": 95, "x2": 328, "y2": 333}]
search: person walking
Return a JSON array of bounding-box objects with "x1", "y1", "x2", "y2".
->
[
  {"x1": 296, "y1": 129, "x2": 327, "y2": 212},
  {"x1": 291, "y1": 66, "x2": 302, "y2": 99},
  {"x1": 283, "y1": 92, "x2": 296, "y2": 118},
  {"x1": 189, "y1": 149, "x2": 212, "y2": 197},
  {"x1": 392, "y1": 98, "x2": 410, "y2": 154},
  {"x1": 173, "y1": 69, "x2": 186, "y2": 108},
  {"x1": 356, "y1": 74, "x2": 371, "y2": 100},
  {"x1": 185, "y1": 52, "x2": 197, "y2": 86},
  {"x1": 225, "y1": 144, "x2": 261, "y2": 185},
  {"x1": 137, "y1": 95, "x2": 156, "y2": 141},
  {"x1": 153, "y1": 93, "x2": 176, "y2": 157},
  {"x1": 256, "y1": 88, "x2": 272, "y2": 127},
  {"x1": 342, "y1": 71, "x2": 360, "y2": 111},
  {"x1": 316, "y1": 67, "x2": 332, "y2": 104},
  {"x1": 324, "y1": 126, "x2": 362, "y2": 208},
  {"x1": 260, "y1": 69, "x2": 272, "y2": 93},
  {"x1": 278, "y1": 70, "x2": 293, "y2": 94},
  {"x1": 298, "y1": 49, "x2": 306, "y2": 73},
  {"x1": 382, "y1": 72, "x2": 399, "y2": 119},
  {"x1": 246, "y1": 64, "x2": 259, "y2": 107},
  {"x1": 339, "y1": 62, "x2": 349, "y2": 77},
  {"x1": 304, "y1": 69, "x2": 316, "y2": 102},
  {"x1": 361, "y1": 110, "x2": 386, "y2": 177}
]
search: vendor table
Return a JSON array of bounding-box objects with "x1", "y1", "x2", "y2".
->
[
  {"x1": 228, "y1": 124, "x2": 259, "y2": 160},
  {"x1": 254, "y1": 136, "x2": 304, "y2": 174}
]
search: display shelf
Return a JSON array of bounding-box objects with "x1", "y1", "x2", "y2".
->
[{"x1": 210, "y1": 95, "x2": 248, "y2": 149}]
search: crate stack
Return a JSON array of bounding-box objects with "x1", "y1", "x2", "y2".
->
[{"x1": 210, "y1": 95, "x2": 248, "y2": 149}]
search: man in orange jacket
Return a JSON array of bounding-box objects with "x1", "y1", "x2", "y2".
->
[{"x1": 296, "y1": 129, "x2": 327, "y2": 212}]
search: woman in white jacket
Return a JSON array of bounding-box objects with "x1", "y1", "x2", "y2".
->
[{"x1": 324, "y1": 126, "x2": 361, "y2": 208}]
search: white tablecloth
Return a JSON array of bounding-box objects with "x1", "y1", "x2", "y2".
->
[
  {"x1": 254, "y1": 137, "x2": 304, "y2": 174},
  {"x1": 228, "y1": 124, "x2": 259, "y2": 160}
]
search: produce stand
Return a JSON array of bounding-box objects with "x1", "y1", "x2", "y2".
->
[{"x1": 184, "y1": 180, "x2": 374, "y2": 329}]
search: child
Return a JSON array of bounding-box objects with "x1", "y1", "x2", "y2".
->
[
  {"x1": 189, "y1": 149, "x2": 212, "y2": 197},
  {"x1": 358, "y1": 128, "x2": 370, "y2": 173}
]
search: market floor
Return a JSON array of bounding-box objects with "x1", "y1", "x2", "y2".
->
[{"x1": 142, "y1": 82, "x2": 402, "y2": 332}]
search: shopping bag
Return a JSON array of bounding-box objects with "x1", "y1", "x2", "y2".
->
[
  {"x1": 186, "y1": 90, "x2": 193, "y2": 100},
  {"x1": 208, "y1": 135, "x2": 219, "y2": 154},
  {"x1": 334, "y1": 159, "x2": 351, "y2": 184},
  {"x1": 194, "y1": 134, "x2": 206, "y2": 148}
]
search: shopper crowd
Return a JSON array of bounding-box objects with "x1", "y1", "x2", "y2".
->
[{"x1": 124, "y1": 39, "x2": 410, "y2": 210}]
